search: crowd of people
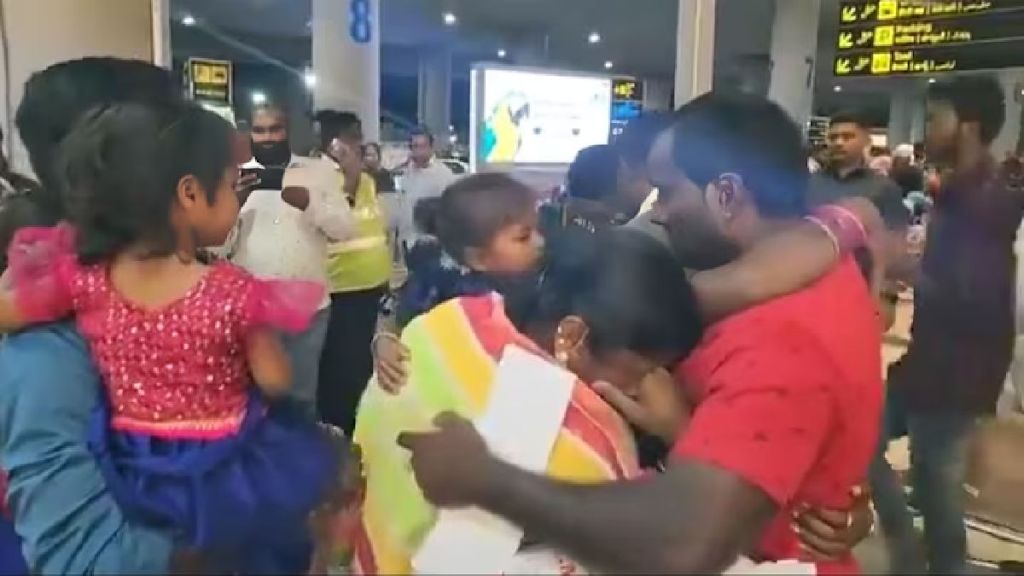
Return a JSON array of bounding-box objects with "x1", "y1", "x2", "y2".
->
[{"x1": 0, "y1": 56, "x2": 1019, "y2": 576}]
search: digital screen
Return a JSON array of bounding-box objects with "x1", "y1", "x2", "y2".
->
[
  {"x1": 834, "y1": 0, "x2": 1024, "y2": 76},
  {"x1": 479, "y1": 69, "x2": 612, "y2": 165},
  {"x1": 612, "y1": 79, "x2": 644, "y2": 102}
]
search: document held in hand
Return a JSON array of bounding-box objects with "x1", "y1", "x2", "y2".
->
[{"x1": 412, "y1": 344, "x2": 576, "y2": 575}]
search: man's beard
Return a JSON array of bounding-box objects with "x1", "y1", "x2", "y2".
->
[
  {"x1": 252, "y1": 139, "x2": 291, "y2": 167},
  {"x1": 664, "y1": 219, "x2": 740, "y2": 271}
]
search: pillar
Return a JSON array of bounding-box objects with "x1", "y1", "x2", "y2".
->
[
  {"x1": 767, "y1": 0, "x2": 821, "y2": 128},
  {"x1": 312, "y1": 0, "x2": 381, "y2": 142},
  {"x1": 993, "y1": 69, "x2": 1024, "y2": 158},
  {"x1": 417, "y1": 48, "x2": 452, "y2": 140},
  {"x1": 674, "y1": 0, "x2": 716, "y2": 107},
  {"x1": 642, "y1": 78, "x2": 674, "y2": 112},
  {"x1": 0, "y1": 0, "x2": 159, "y2": 176},
  {"x1": 888, "y1": 82, "x2": 925, "y2": 148}
]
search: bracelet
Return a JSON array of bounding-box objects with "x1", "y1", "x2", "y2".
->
[
  {"x1": 805, "y1": 215, "x2": 841, "y2": 257},
  {"x1": 370, "y1": 332, "x2": 400, "y2": 357},
  {"x1": 811, "y1": 204, "x2": 868, "y2": 254}
]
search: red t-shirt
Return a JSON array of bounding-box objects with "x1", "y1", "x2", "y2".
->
[{"x1": 673, "y1": 259, "x2": 883, "y2": 574}]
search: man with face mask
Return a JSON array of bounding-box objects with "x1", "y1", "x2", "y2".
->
[
  {"x1": 395, "y1": 93, "x2": 883, "y2": 574},
  {"x1": 229, "y1": 102, "x2": 354, "y2": 419}
]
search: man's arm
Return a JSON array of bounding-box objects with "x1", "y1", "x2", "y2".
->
[
  {"x1": 0, "y1": 325, "x2": 173, "y2": 573},
  {"x1": 287, "y1": 160, "x2": 354, "y2": 242},
  {"x1": 481, "y1": 455, "x2": 775, "y2": 573},
  {"x1": 403, "y1": 332, "x2": 837, "y2": 573}
]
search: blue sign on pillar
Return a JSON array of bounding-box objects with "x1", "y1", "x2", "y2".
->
[{"x1": 350, "y1": 0, "x2": 372, "y2": 44}]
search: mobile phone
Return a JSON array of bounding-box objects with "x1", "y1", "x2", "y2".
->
[{"x1": 240, "y1": 166, "x2": 285, "y2": 191}]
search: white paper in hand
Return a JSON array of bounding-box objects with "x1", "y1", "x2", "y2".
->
[{"x1": 412, "y1": 345, "x2": 576, "y2": 575}]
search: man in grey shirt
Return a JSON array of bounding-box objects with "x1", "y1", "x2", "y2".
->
[{"x1": 809, "y1": 111, "x2": 909, "y2": 229}]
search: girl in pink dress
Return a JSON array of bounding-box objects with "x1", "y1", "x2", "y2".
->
[{"x1": 0, "y1": 103, "x2": 340, "y2": 572}]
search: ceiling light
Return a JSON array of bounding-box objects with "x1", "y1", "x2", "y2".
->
[
  {"x1": 588, "y1": 31, "x2": 602, "y2": 44},
  {"x1": 251, "y1": 91, "x2": 267, "y2": 105},
  {"x1": 443, "y1": 12, "x2": 457, "y2": 26},
  {"x1": 928, "y1": 77, "x2": 937, "y2": 84},
  {"x1": 303, "y1": 69, "x2": 317, "y2": 90},
  {"x1": 833, "y1": 85, "x2": 842, "y2": 92},
  {"x1": 604, "y1": 60, "x2": 614, "y2": 70},
  {"x1": 181, "y1": 14, "x2": 196, "y2": 26},
  {"x1": 497, "y1": 49, "x2": 507, "y2": 58}
]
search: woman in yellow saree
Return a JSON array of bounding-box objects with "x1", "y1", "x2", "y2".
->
[{"x1": 351, "y1": 231, "x2": 702, "y2": 574}]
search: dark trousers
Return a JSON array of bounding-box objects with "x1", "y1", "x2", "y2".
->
[{"x1": 318, "y1": 285, "x2": 386, "y2": 434}]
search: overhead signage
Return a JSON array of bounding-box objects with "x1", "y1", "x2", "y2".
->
[
  {"x1": 834, "y1": 1, "x2": 1024, "y2": 76},
  {"x1": 187, "y1": 58, "x2": 232, "y2": 105},
  {"x1": 610, "y1": 78, "x2": 644, "y2": 141}
]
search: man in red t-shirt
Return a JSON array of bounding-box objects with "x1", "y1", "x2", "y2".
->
[{"x1": 397, "y1": 93, "x2": 882, "y2": 573}]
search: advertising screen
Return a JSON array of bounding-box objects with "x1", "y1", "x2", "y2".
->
[{"x1": 478, "y1": 68, "x2": 612, "y2": 165}]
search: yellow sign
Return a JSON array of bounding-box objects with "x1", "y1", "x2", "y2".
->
[
  {"x1": 187, "y1": 58, "x2": 233, "y2": 105},
  {"x1": 874, "y1": 25, "x2": 895, "y2": 46},
  {"x1": 838, "y1": 32, "x2": 854, "y2": 49},
  {"x1": 878, "y1": 0, "x2": 898, "y2": 20},
  {"x1": 871, "y1": 51, "x2": 893, "y2": 73},
  {"x1": 835, "y1": 58, "x2": 853, "y2": 75}
]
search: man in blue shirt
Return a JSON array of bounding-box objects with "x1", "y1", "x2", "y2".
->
[
  {"x1": 0, "y1": 57, "x2": 184, "y2": 574},
  {"x1": 0, "y1": 325, "x2": 173, "y2": 573}
]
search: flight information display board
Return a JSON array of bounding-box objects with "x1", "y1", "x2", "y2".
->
[{"x1": 833, "y1": 0, "x2": 1024, "y2": 77}]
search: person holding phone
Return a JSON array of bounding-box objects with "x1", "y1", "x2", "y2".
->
[{"x1": 228, "y1": 102, "x2": 355, "y2": 419}]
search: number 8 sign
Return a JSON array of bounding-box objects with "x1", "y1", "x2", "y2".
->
[{"x1": 350, "y1": 0, "x2": 372, "y2": 44}]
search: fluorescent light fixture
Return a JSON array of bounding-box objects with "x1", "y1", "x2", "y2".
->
[
  {"x1": 181, "y1": 14, "x2": 196, "y2": 26},
  {"x1": 251, "y1": 91, "x2": 267, "y2": 105},
  {"x1": 588, "y1": 31, "x2": 601, "y2": 44},
  {"x1": 443, "y1": 12, "x2": 457, "y2": 25}
]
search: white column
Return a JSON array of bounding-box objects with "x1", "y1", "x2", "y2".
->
[
  {"x1": 642, "y1": 78, "x2": 674, "y2": 112},
  {"x1": 767, "y1": 0, "x2": 821, "y2": 127},
  {"x1": 150, "y1": 0, "x2": 172, "y2": 69},
  {"x1": 0, "y1": 0, "x2": 158, "y2": 175},
  {"x1": 418, "y1": 48, "x2": 452, "y2": 139},
  {"x1": 312, "y1": 0, "x2": 381, "y2": 142},
  {"x1": 888, "y1": 83, "x2": 925, "y2": 148},
  {"x1": 674, "y1": 0, "x2": 716, "y2": 107},
  {"x1": 993, "y1": 70, "x2": 1024, "y2": 158}
]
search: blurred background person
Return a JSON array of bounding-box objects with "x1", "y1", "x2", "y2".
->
[{"x1": 317, "y1": 110, "x2": 391, "y2": 434}]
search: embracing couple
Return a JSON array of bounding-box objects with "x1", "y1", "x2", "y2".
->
[{"x1": 353, "y1": 93, "x2": 884, "y2": 575}]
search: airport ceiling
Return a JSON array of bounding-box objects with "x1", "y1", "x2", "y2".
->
[{"x1": 170, "y1": 0, "x2": 781, "y2": 80}]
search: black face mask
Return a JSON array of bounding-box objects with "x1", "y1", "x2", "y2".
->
[{"x1": 251, "y1": 139, "x2": 291, "y2": 167}]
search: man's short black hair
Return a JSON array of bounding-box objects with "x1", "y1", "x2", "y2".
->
[
  {"x1": 410, "y1": 126, "x2": 434, "y2": 145},
  {"x1": 15, "y1": 57, "x2": 180, "y2": 222},
  {"x1": 670, "y1": 92, "x2": 808, "y2": 218},
  {"x1": 250, "y1": 102, "x2": 288, "y2": 125},
  {"x1": 566, "y1": 144, "x2": 620, "y2": 202},
  {"x1": 829, "y1": 109, "x2": 871, "y2": 130},
  {"x1": 315, "y1": 109, "x2": 362, "y2": 149},
  {"x1": 614, "y1": 112, "x2": 671, "y2": 170},
  {"x1": 928, "y1": 74, "x2": 1005, "y2": 145}
]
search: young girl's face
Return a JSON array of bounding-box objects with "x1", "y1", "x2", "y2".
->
[
  {"x1": 188, "y1": 166, "x2": 240, "y2": 248},
  {"x1": 473, "y1": 209, "x2": 544, "y2": 275}
]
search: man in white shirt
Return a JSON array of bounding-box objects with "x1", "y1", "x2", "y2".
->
[
  {"x1": 397, "y1": 128, "x2": 455, "y2": 250},
  {"x1": 227, "y1": 104, "x2": 353, "y2": 418}
]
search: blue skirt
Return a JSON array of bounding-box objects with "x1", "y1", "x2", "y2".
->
[
  {"x1": 0, "y1": 516, "x2": 27, "y2": 575},
  {"x1": 88, "y1": 393, "x2": 339, "y2": 573}
]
